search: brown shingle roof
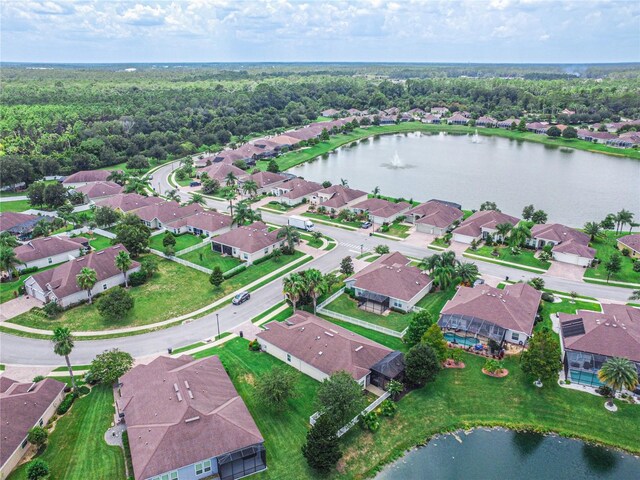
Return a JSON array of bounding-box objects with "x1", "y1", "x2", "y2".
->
[
  {"x1": 350, "y1": 198, "x2": 410, "y2": 219},
  {"x1": 407, "y1": 200, "x2": 463, "y2": 228},
  {"x1": 240, "y1": 171, "x2": 287, "y2": 189},
  {"x1": 268, "y1": 134, "x2": 301, "y2": 146},
  {"x1": 117, "y1": 355, "x2": 263, "y2": 480},
  {"x1": 316, "y1": 185, "x2": 367, "y2": 209},
  {"x1": 165, "y1": 211, "x2": 232, "y2": 232},
  {"x1": 134, "y1": 202, "x2": 204, "y2": 224},
  {"x1": 14, "y1": 236, "x2": 88, "y2": 263},
  {"x1": 75, "y1": 181, "x2": 123, "y2": 199},
  {"x1": 95, "y1": 193, "x2": 164, "y2": 213},
  {"x1": 0, "y1": 377, "x2": 65, "y2": 468},
  {"x1": 198, "y1": 163, "x2": 245, "y2": 182},
  {"x1": 618, "y1": 234, "x2": 640, "y2": 253},
  {"x1": 257, "y1": 311, "x2": 393, "y2": 380},
  {"x1": 279, "y1": 179, "x2": 322, "y2": 200},
  {"x1": 441, "y1": 283, "x2": 542, "y2": 335},
  {"x1": 0, "y1": 212, "x2": 41, "y2": 232},
  {"x1": 453, "y1": 210, "x2": 520, "y2": 238},
  {"x1": 560, "y1": 304, "x2": 640, "y2": 362},
  {"x1": 28, "y1": 245, "x2": 140, "y2": 301},
  {"x1": 531, "y1": 223, "x2": 595, "y2": 259},
  {"x1": 347, "y1": 252, "x2": 432, "y2": 302},
  {"x1": 63, "y1": 170, "x2": 113, "y2": 184},
  {"x1": 212, "y1": 221, "x2": 282, "y2": 254}
]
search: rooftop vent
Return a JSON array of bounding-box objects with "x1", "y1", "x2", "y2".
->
[
  {"x1": 185, "y1": 416, "x2": 200, "y2": 423},
  {"x1": 188, "y1": 390, "x2": 194, "y2": 399},
  {"x1": 173, "y1": 383, "x2": 179, "y2": 392},
  {"x1": 355, "y1": 346, "x2": 363, "y2": 352},
  {"x1": 324, "y1": 331, "x2": 334, "y2": 337},
  {"x1": 184, "y1": 381, "x2": 190, "y2": 390},
  {"x1": 318, "y1": 351, "x2": 323, "y2": 356},
  {"x1": 329, "y1": 328, "x2": 338, "y2": 334}
]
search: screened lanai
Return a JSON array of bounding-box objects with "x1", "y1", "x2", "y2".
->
[{"x1": 438, "y1": 313, "x2": 507, "y2": 344}]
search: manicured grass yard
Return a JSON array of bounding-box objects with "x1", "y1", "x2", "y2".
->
[
  {"x1": 181, "y1": 244, "x2": 242, "y2": 271},
  {"x1": 83, "y1": 233, "x2": 113, "y2": 251},
  {"x1": 469, "y1": 245, "x2": 551, "y2": 271},
  {"x1": 8, "y1": 385, "x2": 125, "y2": 480},
  {"x1": 378, "y1": 222, "x2": 410, "y2": 238},
  {"x1": 536, "y1": 298, "x2": 601, "y2": 335},
  {"x1": 0, "y1": 199, "x2": 31, "y2": 213},
  {"x1": 149, "y1": 232, "x2": 203, "y2": 252},
  {"x1": 0, "y1": 263, "x2": 61, "y2": 304},
  {"x1": 263, "y1": 201, "x2": 296, "y2": 212},
  {"x1": 414, "y1": 287, "x2": 457, "y2": 318},
  {"x1": 585, "y1": 231, "x2": 640, "y2": 284},
  {"x1": 324, "y1": 293, "x2": 409, "y2": 332},
  {"x1": 303, "y1": 212, "x2": 361, "y2": 229}
]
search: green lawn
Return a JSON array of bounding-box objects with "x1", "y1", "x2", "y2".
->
[
  {"x1": 585, "y1": 231, "x2": 640, "y2": 284},
  {"x1": 149, "y1": 232, "x2": 203, "y2": 252},
  {"x1": 430, "y1": 237, "x2": 450, "y2": 248},
  {"x1": 262, "y1": 201, "x2": 296, "y2": 212},
  {"x1": 181, "y1": 244, "x2": 242, "y2": 271},
  {"x1": 303, "y1": 212, "x2": 361, "y2": 229},
  {"x1": 84, "y1": 233, "x2": 113, "y2": 251},
  {"x1": 0, "y1": 199, "x2": 31, "y2": 213},
  {"x1": 323, "y1": 293, "x2": 409, "y2": 332},
  {"x1": 320, "y1": 315, "x2": 408, "y2": 352},
  {"x1": 414, "y1": 288, "x2": 457, "y2": 318},
  {"x1": 536, "y1": 298, "x2": 601, "y2": 335},
  {"x1": 470, "y1": 245, "x2": 551, "y2": 271},
  {"x1": 0, "y1": 263, "x2": 61, "y2": 304},
  {"x1": 8, "y1": 386, "x2": 125, "y2": 480},
  {"x1": 378, "y1": 222, "x2": 410, "y2": 238}
]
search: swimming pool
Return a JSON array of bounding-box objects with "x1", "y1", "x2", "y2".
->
[
  {"x1": 444, "y1": 332, "x2": 481, "y2": 347},
  {"x1": 568, "y1": 369, "x2": 604, "y2": 387}
]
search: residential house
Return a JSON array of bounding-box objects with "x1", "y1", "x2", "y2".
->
[
  {"x1": 94, "y1": 193, "x2": 164, "y2": 214},
  {"x1": 24, "y1": 245, "x2": 141, "y2": 307},
  {"x1": 165, "y1": 211, "x2": 232, "y2": 237},
  {"x1": 268, "y1": 134, "x2": 301, "y2": 149},
  {"x1": 345, "y1": 252, "x2": 433, "y2": 313},
  {"x1": 497, "y1": 118, "x2": 519, "y2": 129},
  {"x1": 405, "y1": 200, "x2": 464, "y2": 235},
  {"x1": 378, "y1": 114, "x2": 396, "y2": 125},
  {"x1": 526, "y1": 122, "x2": 550, "y2": 134},
  {"x1": 431, "y1": 107, "x2": 449, "y2": 115},
  {"x1": 452, "y1": 210, "x2": 520, "y2": 244},
  {"x1": 618, "y1": 234, "x2": 640, "y2": 259},
  {"x1": 321, "y1": 108, "x2": 340, "y2": 117},
  {"x1": 407, "y1": 108, "x2": 426, "y2": 118},
  {"x1": 196, "y1": 163, "x2": 246, "y2": 183},
  {"x1": 134, "y1": 202, "x2": 204, "y2": 230},
  {"x1": 438, "y1": 282, "x2": 542, "y2": 346},
  {"x1": 211, "y1": 221, "x2": 284, "y2": 264},
  {"x1": 284, "y1": 126, "x2": 324, "y2": 142},
  {"x1": 310, "y1": 185, "x2": 368, "y2": 211},
  {"x1": 384, "y1": 107, "x2": 400, "y2": 116},
  {"x1": 476, "y1": 116, "x2": 497, "y2": 127},
  {"x1": 607, "y1": 132, "x2": 640, "y2": 148},
  {"x1": 561, "y1": 108, "x2": 576, "y2": 116},
  {"x1": 62, "y1": 170, "x2": 113, "y2": 188},
  {"x1": 447, "y1": 113, "x2": 470, "y2": 125},
  {"x1": 270, "y1": 178, "x2": 322, "y2": 206},
  {"x1": 347, "y1": 108, "x2": 363, "y2": 116},
  {"x1": 577, "y1": 129, "x2": 617, "y2": 144},
  {"x1": 398, "y1": 113, "x2": 412, "y2": 122},
  {"x1": 529, "y1": 223, "x2": 595, "y2": 267},
  {"x1": 256, "y1": 311, "x2": 404, "y2": 388},
  {"x1": 0, "y1": 212, "x2": 53, "y2": 240},
  {"x1": 238, "y1": 171, "x2": 288, "y2": 196},
  {"x1": 191, "y1": 152, "x2": 216, "y2": 167},
  {"x1": 116, "y1": 355, "x2": 266, "y2": 480},
  {"x1": 14, "y1": 236, "x2": 89, "y2": 271},
  {"x1": 74, "y1": 181, "x2": 123, "y2": 203},
  {"x1": 559, "y1": 304, "x2": 640, "y2": 388},
  {"x1": 421, "y1": 114, "x2": 441, "y2": 124},
  {"x1": 248, "y1": 138, "x2": 280, "y2": 158},
  {"x1": 0, "y1": 377, "x2": 66, "y2": 480},
  {"x1": 349, "y1": 198, "x2": 411, "y2": 225}
]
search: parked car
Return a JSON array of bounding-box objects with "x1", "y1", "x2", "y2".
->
[
  {"x1": 189, "y1": 181, "x2": 201, "y2": 187},
  {"x1": 361, "y1": 221, "x2": 372, "y2": 229},
  {"x1": 232, "y1": 291, "x2": 251, "y2": 305}
]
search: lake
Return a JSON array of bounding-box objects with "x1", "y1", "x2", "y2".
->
[
  {"x1": 289, "y1": 132, "x2": 640, "y2": 227},
  {"x1": 375, "y1": 429, "x2": 639, "y2": 480}
]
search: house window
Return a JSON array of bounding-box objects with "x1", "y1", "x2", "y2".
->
[
  {"x1": 511, "y1": 332, "x2": 520, "y2": 341},
  {"x1": 287, "y1": 353, "x2": 291, "y2": 362},
  {"x1": 39, "y1": 418, "x2": 44, "y2": 426},
  {"x1": 264, "y1": 248, "x2": 269, "y2": 254},
  {"x1": 48, "y1": 257, "x2": 53, "y2": 264},
  {"x1": 21, "y1": 439, "x2": 28, "y2": 449},
  {"x1": 103, "y1": 284, "x2": 108, "y2": 290},
  {"x1": 243, "y1": 253, "x2": 249, "y2": 260},
  {"x1": 392, "y1": 300, "x2": 402, "y2": 308},
  {"x1": 195, "y1": 460, "x2": 211, "y2": 475}
]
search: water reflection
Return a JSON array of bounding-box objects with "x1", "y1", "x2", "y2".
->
[
  {"x1": 582, "y1": 443, "x2": 618, "y2": 474},
  {"x1": 512, "y1": 431, "x2": 544, "y2": 458}
]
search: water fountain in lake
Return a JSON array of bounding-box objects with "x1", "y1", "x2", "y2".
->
[
  {"x1": 381, "y1": 151, "x2": 415, "y2": 170},
  {"x1": 472, "y1": 129, "x2": 480, "y2": 144}
]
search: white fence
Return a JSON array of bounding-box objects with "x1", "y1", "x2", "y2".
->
[
  {"x1": 175, "y1": 238, "x2": 211, "y2": 257},
  {"x1": 54, "y1": 226, "x2": 116, "y2": 240},
  {"x1": 149, "y1": 249, "x2": 213, "y2": 274},
  {"x1": 318, "y1": 306, "x2": 408, "y2": 338},
  {"x1": 316, "y1": 287, "x2": 345, "y2": 310}
]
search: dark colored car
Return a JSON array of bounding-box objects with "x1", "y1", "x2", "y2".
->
[
  {"x1": 361, "y1": 221, "x2": 372, "y2": 229},
  {"x1": 232, "y1": 291, "x2": 251, "y2": 305},
  {"x1": 189, "y1": 181, "x2": 201, "y2": 187}
]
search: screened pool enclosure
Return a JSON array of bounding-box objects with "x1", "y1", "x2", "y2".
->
[{"x1": 438, "y1": 313, "x2": 507, "y2": 344}]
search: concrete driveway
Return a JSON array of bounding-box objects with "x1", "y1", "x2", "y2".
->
[
  {"x1": 0, "y1": 296, "x2": 42, "y2": 321},
  {"x1": 546, "y1": 262, "x2": 586, "y2": 282}
]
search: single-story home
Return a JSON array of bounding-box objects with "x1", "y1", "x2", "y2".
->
[
  {"x1": 74, "y1": 181, "x2": 123, "y2": 203},
  {"x1": 24, "y1": 244, "x2": 140, "y2": 307},
  {"x1": 618, "y1": 234, "x2": 640, "y2": 259},
  {"x1": 497, "y1": 118, "x2": 519, "y2": 129},
  {"x1": 270, "y1": 179, "x2": 322, "y2": 206},
  {"x1": 559, "y1": 304, "x2": 640, "y2": 388},
  {"x1": 134, "y1": 202, "x2": 204, "y2": 230},
  {"x1": 349, "y1": 198, "x2": 411, "y2": 225},
  {"x1": 529, "y1": 223, "x2": 595, "y2": 267},
  {"x1": 421, "y1": 114, "x2": 441, "y2": 124},
  {"x1": 14, "y1": 236, "x2": 89, "y2": 271},
  {"x1": 211, "y1": 221, "x2": 284, "y2": 264},
  {"x1": 405, "y1": 200, "x2": 464, "y2": 235},
  {"x1": 248, "y1": 138, "x2": 280, "y2": 158},
  {"x1": 561, "y1": 108, "x2": 576, "y2": 116},
  {"x1": 62, "y1": 170, "x2": 113, "y2": 188},
  {"x1": 576, "y1": 129, "x2": 617, "y2": 144},
  {"x1": 0, "y1": 212, "x2": 53, "y2": 240},
  {"x1": 257, "y1": 311, "x2": 404, "y2": 388},
  {"x1": 94, "y1": 193, "x2": 164, "y2": 214},
  {"x1": 384, "y1": 107, "x2": 400, "y2": 116},
  {"x1": 452, "y1": 210, "x2": 520, "y2": 244},
  {"x1": 407, "y1": 108, "x2": 426, "y2": 118},
  {"x1": 196, "y1": 163, "x2": 246, "y2": 182},
  {"x1": 345, "y1": 252, "x2": 433, "y2": 313},
  {"x1": 476, "y1": 116, "x2": 497, "y2": 127},
  {"x1": 310, "y1": 185, "x2": 368, "y2": 211},
  {"x1": 431, "y1": 107, "x2": 449, "y2": 115},
  {"x1": 0, "y1": 377, "x2": 66, "y2": 480},
  {"x1": 607, "y1": 132, "x2": 640, "y2": 148},
  {"x1": 438, "y1": 282, "x2": 542, "y2": 346},
  {"x1": 165, "y1": 211, "x2": 232, "y2": 237},
  {"x1": 267, "y1": 134, "x2": 302, "y2": 149},
  {"x1": 117, "y1": 355, "x2": 266, "y2": 480},
  {"x1": 321, "y1": 108, "x2": 340, "y2": 117},
  {"x1": 526, "y1": 122, "x2": 549, "y2": 134},
  {"x1": 284, "y1": 126, "x2": 324, "y2": 142},
  {"x1": 447, "y1": 113, "x2": 469, "y2": 125},
  {"x1": 347, "y1": 108, "x2": 363, "y2": 116},
  {"x1": 238, "y1": 171, "x2": 288, "y2": 196},
  {"x1": 378, "y1": 114, "x2": 396, "y2": 125}
]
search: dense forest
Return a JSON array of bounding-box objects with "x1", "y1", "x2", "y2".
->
[{"x1": 1, "y1": 63, "x2": 639, "y2": 188}]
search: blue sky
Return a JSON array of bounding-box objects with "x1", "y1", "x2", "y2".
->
[{"x1": 2, "y1": 0, "x2": 639, "y2": 64}]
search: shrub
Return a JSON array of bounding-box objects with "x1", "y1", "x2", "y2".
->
[
  {"x1": 32, "y1": 375, "x2": 45, "y2": 383},
  {"x1": 483, "y1": 358, "x2": 504, "y2": 374},
  {"x1": 621, "y1": 248, "x2": 630, "y2": 257},
  {"x1": 541, "y1": 292, "x2": 555, "y2": 302},
  {"x1": 374, "y1": 244, "x2": 390, "y2": 255},
  {"x1": 633, "y1": 261, "x2": 640, "y2": 273},
  {"x1": 96, "y1": 287, "x2": 134, "y2": 321},
  {"x1": 76, "y1": 385, "x2": 91, "y2": 396},
  {"x1": 128, "y1": 270, "x2": 147, "y2": 287},
  {"x1": 21, "y1": 266, "x2": 39, "y2": 275},
  {"x1": 377, "y1": 399, "x2": 398, "y2": 417},
  {"x1": 56, "y1": 392, "x2": 77, "y2": 415},
  {"x1": 528, "y1": 277, "x2": 545, "y2": 290},
  {"x1": 248, "y1": 339, "x2": 261, "y2": 351},
  {"x1": 27, "y1": 459, "x2": 49, "y2": 480},
  {"x1": 27, "y1": 426, "x2": 48, "y2": 447},
  {"x1": 360, "y1": 411, "x2": 380, "y2": 432},
  {"x1": 539, "y1": 251, "x2": 552, "y2": 261},
  {"x1": 43, "y1": 301, "x2": 62, "y2": 318},
  {"x1": 596, "y1": 385, "x2": 614, "y2": 398},
  {"x1": 223, "y1": 264, "x2": 247, "y2": 279}
]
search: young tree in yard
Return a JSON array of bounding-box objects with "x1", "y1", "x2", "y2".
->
[
  {"x1": 583, "y1": 221, "x2": 603, "y2": 241},
  {"x1": 385, "y1": 379, "x2": 404, "y2": 400},
  {"x1": 374, "y1": 244, "x2": 390, "y2": 255},
  {"x1": 340, "y1": 256, "x2": 354, "y2": 275},
  {"x1": 495, "y1": 222, "x2": 513, "y2": 244},
  {"x1": 97, "y1": 287, "x2": 134, "y2": 321},
  {"x1": 521, "y1": 330, "x2": 562, "y2": 386},
  {"x1": 267, "y1": 160, "x2": 280, "y2": 173},
  {"x1": 27, "y1": 426, "x2": 48, "y2": 448},
  {"x1": 202, "y1": 178, "x2": 220, "y2": 195},
  {"x1": 316, "y1": 371, "x2": 365, "y2": 427},
  {"x1": 531, "y1": 210, "x2": 548, "y2": 224},
  {"x1": 115, "y1": 250, "x2": 132, "y2": 287},
  {"x1": 509, "y1": 224, "x2": 532, "y2": 248},
  {"x1": 405, "y1": 343, "x2": 440, "y2": 386},
  {"x1": 455, "y1": 262, "x2": 479, "y2": 286},
  {"x1": 76, "y1": 266, "x2": 97, "y2": 304},
  {"x1": 277, "y1": 225, "x2": 300, "y2": 252},
  {"x1": 522, "y1": 204, "x2": 535, "y2": 221},
  {"x1": 421, "y1": 324, "x2": 448, "y2": 362},
  {"x1": 0, "y1": 246, "x2": 21, "y2": 280},
  {"x1": 604, "y1": 253, "x2": 622, "y2": 282},
  {"x1": 89, "y1": 348, "x2": 134, "y2": 385},
  {"x1": 254, "y1": 366, "x2": 297, "y2": 410},
  {"x1": 283, "y1": 273, "x2": 304, "y2": 310},
  {"x1": 301, "y1": 414, "x2": 342, "y2": 473},
  {"x1": 598, "y1": 357, "x2": 639, "y2": 407},
  {"x1": 302, "y1": 268, "x2": 326, "y2": 313},
  {"x1": 115, "y1": 214, "x2": 150, "y2": 257},
  {"x1": 27, "y1": 459, "x2": 49, "y2": 480},
  {"x1": 189, "y1": 193, "x2": 205, "y2": 205},
  {"x1": 629, "y1": 289, "x2": 640, "y2": 301},
  {"x1": 528, "y1": 277, "x2": 545, "y2": 290},
  {"x1": 52, "y1": 327, "x2": 77, "y2": 390},
  {"x1": 517, "y1": 119, "x2": 527, "y2": 132},
  {"x1": 209, "y1": 266, "x2": 224, "y2": 288},
  {"x1": 403, "y1": 310, "x2": 434, "y2": 347},
  {"x1": 162, "y1": 232, "x2": 177, "y2": 248},
  {"x1": 600, "y1": 214, "x2": 616, "y2": 231},
  {"x1": 94, "y1": 206, "x2": 121, "y2": 227}
]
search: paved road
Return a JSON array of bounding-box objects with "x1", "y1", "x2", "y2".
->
[{"x1": 0, "y1": 161, "x2": 633, "y2": 365}]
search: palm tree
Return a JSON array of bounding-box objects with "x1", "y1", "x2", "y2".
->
[
  {"x1": 627, "y1": 221, "x2": 640, "y2": 234},
  {"x1": 340, "y1": 178, "x2": 349, "y2": 187},
  {"x1": 107, "y1": 171, "x2": 128, "y2": 186},
  {"x1": 223, "y1": 188, "x2": 237, "y2": 218},
  {"x1": 598, "y1": 357, "x2": 639, "y2": 407},
  {"x1": 440, "y1": 250, "x2": 458, "y2": 268},
  {"x1": 0, "y1": 232, "x2": 19, "y2": 248},
  {"x1": 509, "y1": 224, "x2": 531, "y2": 248},
  {"x1": 242, "y1": 180, "x2": 259, "y2": 198},
  {"x1": 232, "y1": 201, "x2": 260, "y2": 227},
  {"x1": 189, "y1": 193, "x2": 205, "y2": 205},
  {"x1": 124, "y1": 177, "x2": 148, "y2": 195},
  {"x1": 494, "y1": 222, "x2": 513, "y2": 245},
  {"x1": 76, "y1": 267, "x2": 97, "y2": 304},
  {"x1": 302, "y1": 269, "x2": 326, "y2": 314},
  {"x1": 615, "y1": 209, "x2": 634, "y2": 234},
  {"x1": 166, "y1": 189, "x2": 181, "y2": 203},
  {"x1": 583, "y1": 221, "x2": 602, "y2": 241},
  {"x1": 372, "y1": 186, "x2": 380, "y2": 198},
  {"x1": 0, "y1": 246, "x2": 22, "y2": 280},
  {"x1": 52, "y1": 327, "x2": 77, "y2": 390},
  {"x1": 277, "y1": 226, "x2": 300, "y2": 252},
  {"x1": 418, "y1": 255, "x2": 440, "y2": 274},
  {"x1": 455, "y1": 262, "x2": 479, "y2": 286},
  {"x1": 115, "y1": 251, "x2": 132, "y2": 288},
  {"x1": 225, "y1": 172, "x2": 238, "y2": 187},
  {"x1": 433, "y1": 264, "x2": 456, "y2": 290},
  {"x1": 628, "y1": 289, "x2": 640, "y2": 301},
  {"x1": 283, "y1": 273, "x2": 304, "y2": 311}
]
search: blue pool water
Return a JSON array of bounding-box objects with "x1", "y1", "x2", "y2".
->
[
  {"x1": 444, "y1": 332, "x2": 481, "y2": 347},
  {"x1": 569, "y1": 369, "x2": 604, "y2": 387}
]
